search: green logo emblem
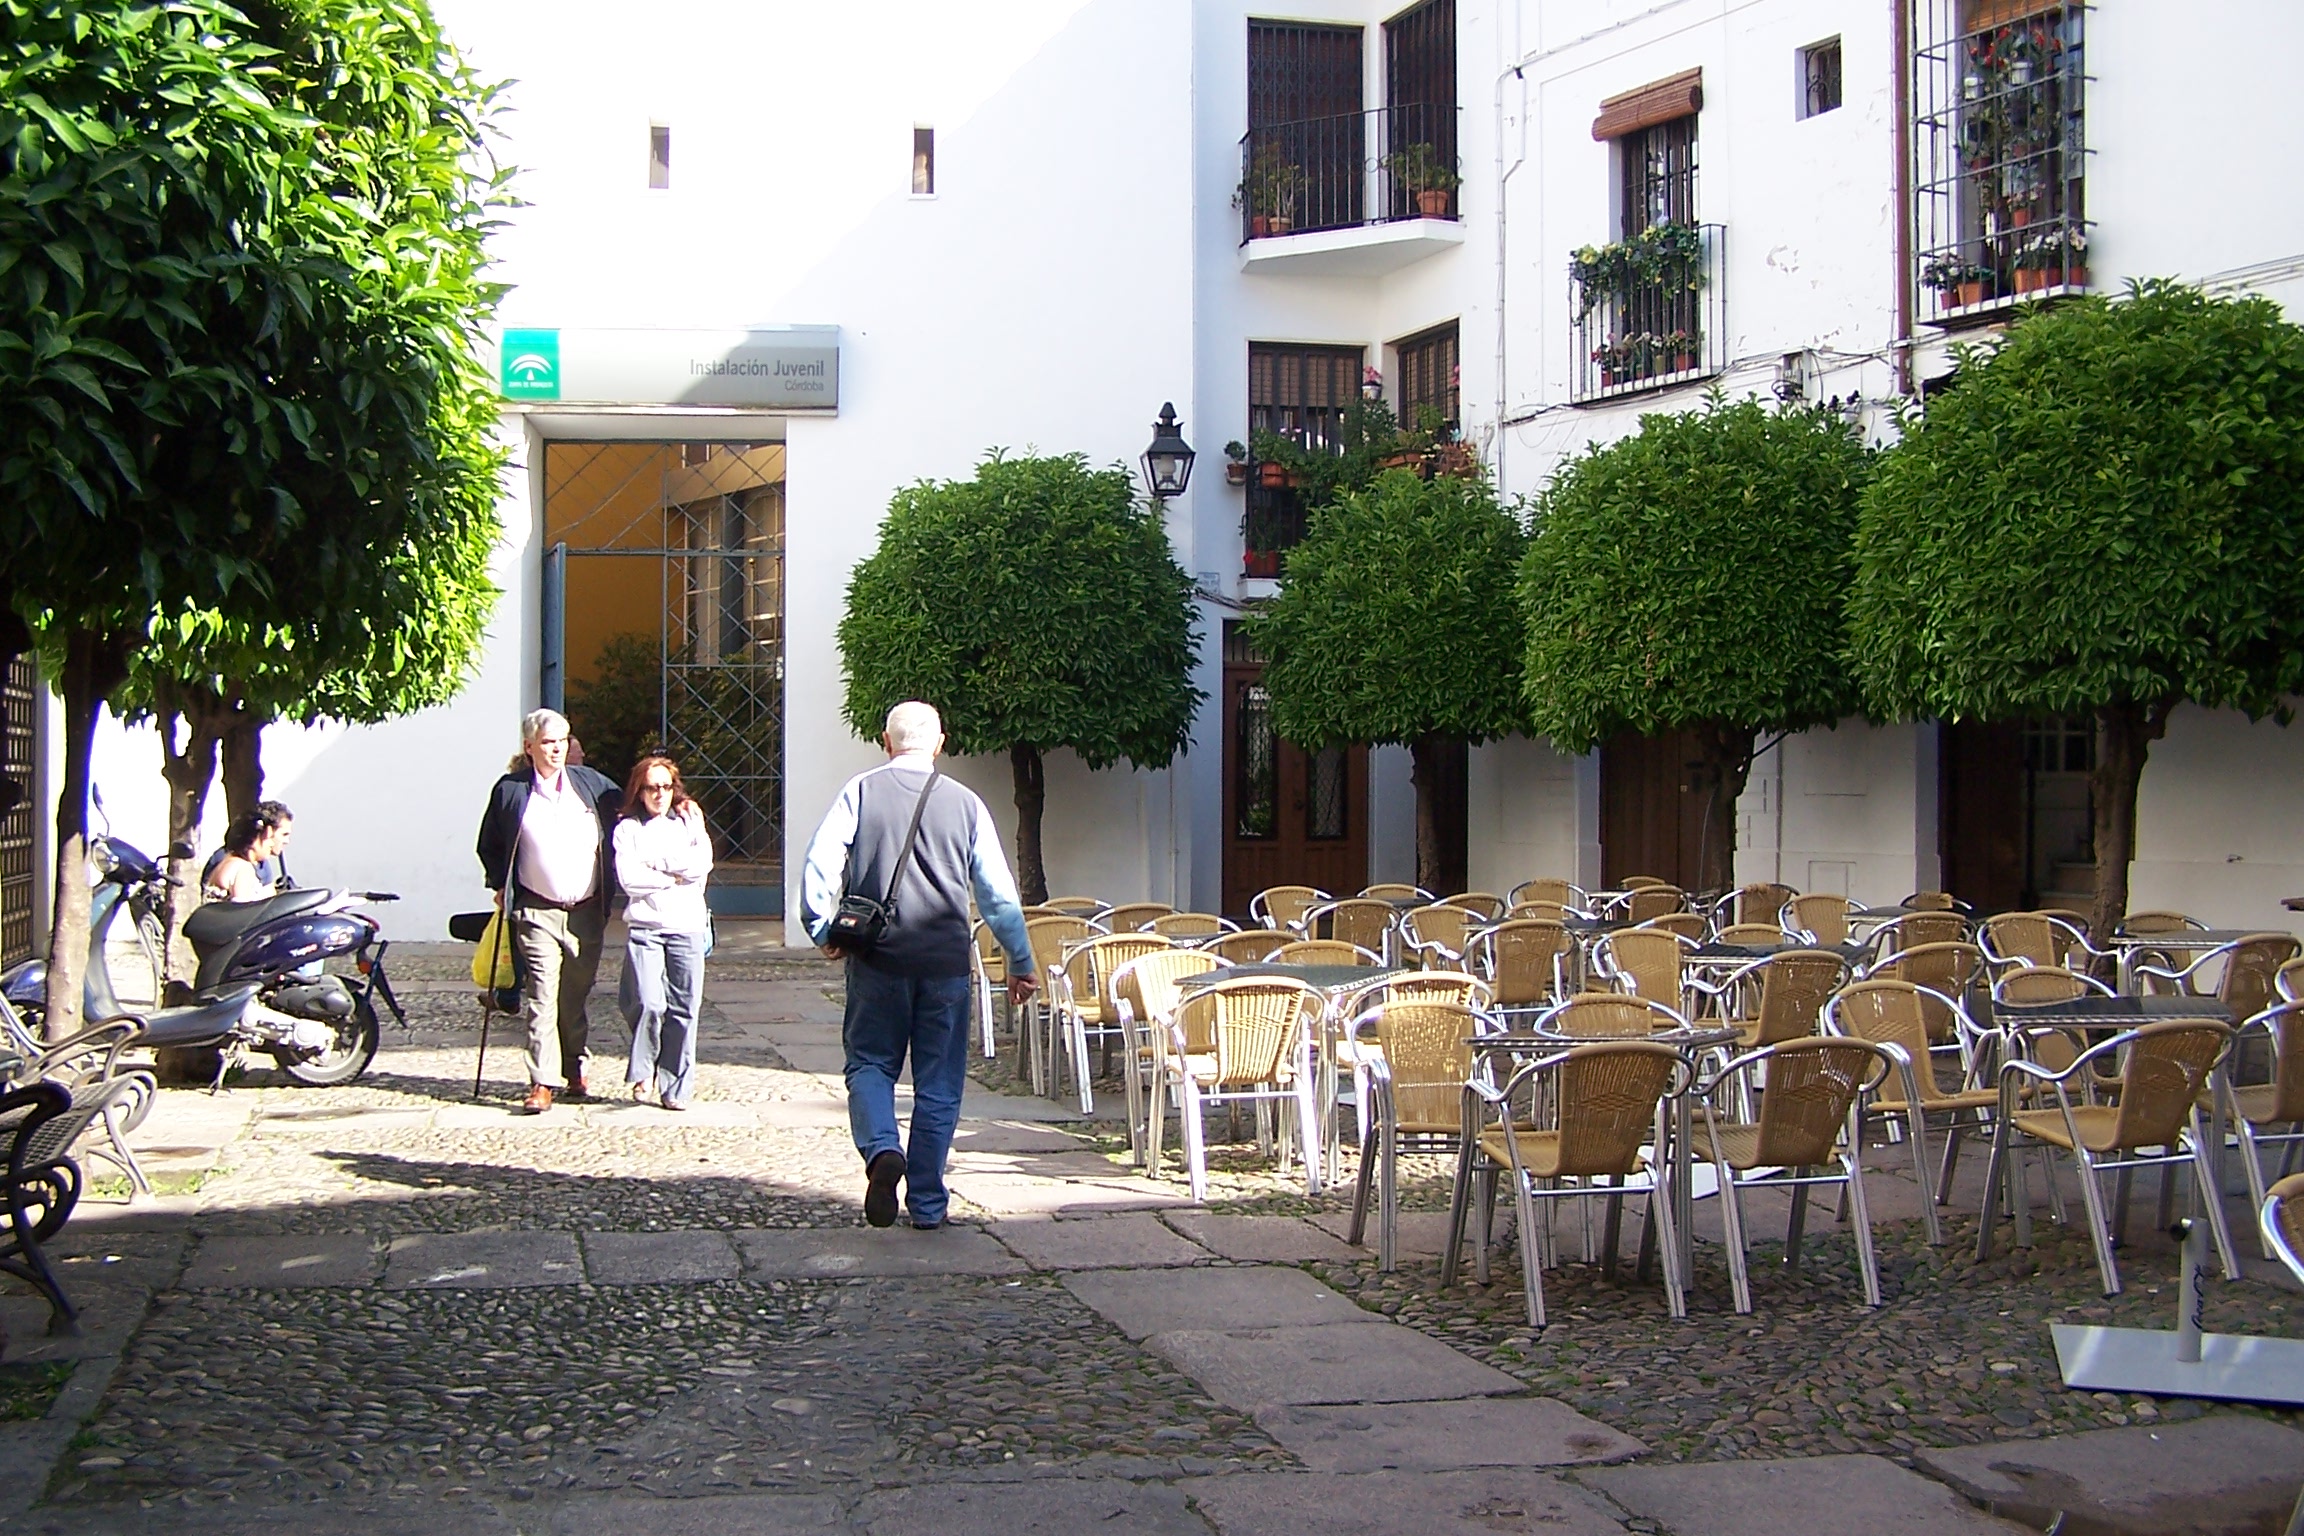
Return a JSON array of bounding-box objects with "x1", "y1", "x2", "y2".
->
[{"x1": 500, "y1": 329, "x2": 561, "y2": 400}]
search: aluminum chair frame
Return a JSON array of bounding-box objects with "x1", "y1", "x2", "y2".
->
[
  {"x1": 1053, "y1": 933, "x2": 1171, "y2": 1115},
  {"x1": 1249, "y1": 885, "x2": 1330, "y2": 937},
  {"x1": 1160, "y1": 977, "x2": 1327, "y2": 1203},
  {"x1": 1111, "y1": 948, "x2": 1228, "y2": 1168},
  {"x1": 1345, "y1": 999, "x2": 1495, "y2": 1272},
  {"x1": 2225, "y1": 1001, "x2": 2304, "y2": 1260}
]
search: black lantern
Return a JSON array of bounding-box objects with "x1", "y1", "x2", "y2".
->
[{"x1": 1140, "y1": 402, "x2": 1195, "y2": 499}]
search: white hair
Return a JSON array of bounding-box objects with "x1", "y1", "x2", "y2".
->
[
  {"x1": 522, "y1": 708, "x2": 569, "y2": 745},
  {"x1": 884, "y1": 700, "x2": 944, "y2": 754}
]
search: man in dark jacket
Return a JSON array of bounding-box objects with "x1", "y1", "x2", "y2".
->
[{"x1": 476, "y1": 708, "x2": 622, "y2": 1112}]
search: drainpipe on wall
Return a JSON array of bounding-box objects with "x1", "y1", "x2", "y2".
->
[{"x1": 1892, "y1": 0, "x2": 1916, "y2": 397}]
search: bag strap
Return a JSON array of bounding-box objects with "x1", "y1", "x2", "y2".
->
[{"x1": 881, "y1": 765, "x2": 943, "y2": 915}]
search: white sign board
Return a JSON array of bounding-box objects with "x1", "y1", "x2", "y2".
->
[{"x1": 495, "y1": 326, "x2": 839, "y2": 410}]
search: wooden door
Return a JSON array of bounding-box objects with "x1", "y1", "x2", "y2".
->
[
  {"x1": 1221, "y1": 653, "x2": 1368, "y2": 921},
  {"x1": 1939, "y1": 719, "x2": 2024, "y2": 913},
  {"x1": 1599, "y1": 727, "x2": 1708, "y2": 889}
]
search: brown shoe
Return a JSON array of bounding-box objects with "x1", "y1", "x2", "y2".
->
[
  {"x1": 521, "y1": 1084, "x2": 554, "y2": 1114},
  {"x1": 564, "y1": 1070, "x2": 590, "y2": 1103}
]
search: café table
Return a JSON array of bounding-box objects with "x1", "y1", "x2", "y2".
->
[
  {"x1": 2099, "y1": 929, "x2": 2267, "y2": 995},
  {"x1": 1467, "y1": 1018, "x2": 1743, "y2": 1298}
]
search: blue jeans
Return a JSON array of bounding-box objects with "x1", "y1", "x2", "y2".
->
[
  {"x1": 621, "y1": 928, "x2": 706, "y2": 1105},
  {"x1": 842, "y1": 960, "x2": 973, "y2": 1226}
]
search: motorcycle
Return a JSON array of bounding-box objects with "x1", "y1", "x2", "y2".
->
[{"x1": 4, "y1": 834, "x2": 407, "y2": 1086}]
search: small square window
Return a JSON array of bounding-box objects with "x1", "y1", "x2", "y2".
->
[
  {"x1": 648, "y1": 123, "x2": 671, "y2": 189},
  {"x1": 911, "y1": 127, "x2": 934, "y2": 196},
  {"x1": 1799, "y1": 38, "x2": 1842, "y2": 119}
]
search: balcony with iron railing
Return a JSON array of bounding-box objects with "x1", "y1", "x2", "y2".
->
[
  {"x1": 1567, "y1": 222, "x2": 1727, "y2": 404},
  {"x1": 1235, "y1": 104, "x2": 1465, "y2": 277}
]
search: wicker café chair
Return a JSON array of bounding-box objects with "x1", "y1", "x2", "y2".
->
[
  {"x1": 1869, "y1": 941, "x2": 1986, "y2": 1042},
  {"x1": 1361, "y1": 883, "x2": 1435, "y2": 902},
  {"x1": 1022, "y1": 915, "x2": 1099, "y2": 1097},
  {"x1": 1471, "y1": 919, "x2": 1574, "y2": 1022},
  {"x1": 2123, "y1": 910, "x2": 2208, "y2": 936},
  {"x1": 1441, "y1": 891, "x2": 1505, "y2": 921},
  {"x1": 2228, "y1": 1001, "x2": 2304, "y2": 1259},
  {"x1": 1148, "y1": 911, "x2": 1235, "y2": 941},
  {"x1": 1447, "y1": 1039, "x2": 1690, "y2": 1325},
  {"x1": 1714, "y1": 923, "x2": 1786, "y2": 946},
  {"x1": 1537, "y1": 991, "x2": 1689, "y2": 1039},
  {"x1": 1619, "y1": 875, "x2": 1672, "y2": 890},
  {"x1": 1329, "y1": 971, "x2": 1490, "y2": 1168},
  {"x1": 1783, "y1": 893, "x2": 1855, "y2": 946},
  {"x1": 1699, "y1": 948, "x2": 1851, "y2": 1052},
  {"x1": 1272, "y1": 938, "x2": 1383, "y2": 967},
  {"x1": 1981, "y1": 1021, "x2": 2240, "y2": 1295},
  {"x1": 1054, "y1": 933, "x2": 1171, "y2": 1114},
  {"x1": 1824, "y1": 980, "x2": 2001, "y2": 1246},
  {"x1": 1595, "y1": 928, "x2": 1696, "y2": 1014},
  {"x1": 1507, "y1": 899, "x2": 1573, "y2": 923},
  {"x1": 2135, "y1": 933, "x2": 2300, "y2": 1021},
  {"x1": 1203, "y1": 928, "x2": 1292, "y2": 964},
  {"x1": 1980, "y1": 911, "x2": 2099, "y2": 976},
  {"x1": 1250, "y1": 885, "x2": 1328, "y2": 937},
  {"x1": 1102, "y1": 902, "x2": 1176, "y2": 933},
  {"x1": 1314, "y1": 898, "x2": 1399, "y2": 962},
  {"x1": 1112, "y1": 947, "x2": 1226, "y2": 1169},
  {"x1": 1901, "y1": 890, "x2": 1963, "y2": 912},
  {"x1": 1638, "y1": 911, "x2": 1708, "y2": 941},
  {"x1": 1401, "y1": 904, "x2": 1477, "y2": 969},
  {"x1": 2280, "y1": 958, "x2": 2304, "y2": 1005},
  {"x1": 1161, "y1": 976, "x2": 1327, "y2": 1202},
  {"x1": 1509, "y1": 877, "x2": 1585, "y2": 911},
  {"x1": 1040, "y1": 895, "x2": 1109, "y2": 919},
  {"x1": 1622, "y1": 885, "x2": 1688, "y2": 923},
  {"x1": 1697, "y1": 1037, "x2": 1896, "y2": 1312},
  {"x1": 1346, "y1": 999, "x2": 1490, "y2": 1271},
  {"x1": 1864, "y1": 909, "x2": 1970, "y2": 962},
  {"x1": 971, "y1": 920, "x2": 1009, "y2": 1060},
  {"x1": 1714, "y1": 881, "x2": 1796, "y2": 931}
]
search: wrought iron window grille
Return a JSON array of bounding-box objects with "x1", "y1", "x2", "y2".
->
[
  {"x1": 1237, "y1": 105, "x2": 1464, "y2": 243},
  {"x1": 1568, "y1": 223, "x2": 1728, "y2": 404}
]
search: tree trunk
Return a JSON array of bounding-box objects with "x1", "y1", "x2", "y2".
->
[
  {"x1": 1407, "y1": 733, "x2": 1468, "y2": 897},
  {"x1": 1010, "y1": 742, "x2": 1047, "y2": 905},
  {"x1": 156, "y1": 685, "x2": 231, "y2": 987},
  {"x1": 220, "y1": 710, "x2": 264, "y2": 820},
  {"x1": 1689, "y1": 720, "x2": 1757, "y2": 898},
  {"x1": 2088, "y1": 697, "x2": 2174, "y2": 943},
  {"x1": 45, "y1": 629, "x2": 130, "y2": 1042}
]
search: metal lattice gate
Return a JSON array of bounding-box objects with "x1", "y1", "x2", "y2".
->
[{"x1": 544, "y1": 442, "x2": 785, "y2": 908}]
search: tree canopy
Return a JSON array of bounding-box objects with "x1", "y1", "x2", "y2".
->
[
  {"x1": 1520, "y1": 396, "x2": 1872, "y2": 890},
  {"x1": 0, "y1": 0, "x2": 507, "y2": 1029},
  {"x1": 1849, "y1": 281, "x2": 2304, "y2": 933},
  {"x1": 838, "y1": 452, "x2": 1201, "y2": 899},
  {"x1": 1247, "y1": 469, "x2": 1526, "y2": 891}
]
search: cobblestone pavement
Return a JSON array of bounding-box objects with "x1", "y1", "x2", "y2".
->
[{"x1": 4, "y1": 944, "x2": 2300, "y2": 1531}]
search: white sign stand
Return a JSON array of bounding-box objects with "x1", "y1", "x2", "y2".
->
[{"x1": 2052, "y1": 1218, "x2": 2304, "y2": 1406}]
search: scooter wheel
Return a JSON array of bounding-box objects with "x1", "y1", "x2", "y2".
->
[{"x1": 272, "y1": 999, "x2": 380, "y2": 1086}]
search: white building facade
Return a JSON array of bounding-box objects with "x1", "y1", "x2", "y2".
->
[{"x1": 36, "y1": 0, "x2": 2304, "y2": 950}]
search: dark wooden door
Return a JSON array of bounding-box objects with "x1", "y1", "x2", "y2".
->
[
  {"x1": 1599, "y1": 727, "x2": 1708, "y2": 889},
  {"x1": 1222, "y1": 655, "x2": 1368, "y2": 921},
  {"x1": 1939, "y1": 719, "x2": 2026, "y2": 913}
]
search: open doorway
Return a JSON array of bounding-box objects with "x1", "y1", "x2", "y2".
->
[{"x1": 543, "y1": 441, "x2": 786, "y2": 914}]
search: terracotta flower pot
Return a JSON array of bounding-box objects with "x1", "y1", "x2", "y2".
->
[
  {"x1": 1224, "y1": 461, "x2": 1249, "y2": 486},
  {"x1": 1955, "y1": 280, "x2": 1986, "y2": 308},
  {"x1": 1415, "y1": 189, "x2": 1451, "y2": 217},
  {"x1": 2015, "y1": 266, "x2": 2048, "y2": 294},
  {"x1": 1673, "y1": 353, "x2": 1696, "y2": 373},
  {"x1": 1242, "y1": 549, "x2": 1282, "y2": 579}
]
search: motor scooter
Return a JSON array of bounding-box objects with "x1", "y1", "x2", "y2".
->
[{"x1": 4, "y1": 834, "x2": 406, "y2": 1085}]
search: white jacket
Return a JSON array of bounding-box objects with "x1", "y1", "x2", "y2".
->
[{"x1": 614, "y1": 807, "x2": 713, "y2": 933}]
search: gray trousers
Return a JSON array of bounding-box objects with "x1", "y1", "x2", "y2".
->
[
  {"x1": 621, "y1": 927, "x2": 706, "y2": 1105},
  {"x1": 513, "y1": 902, "x2": 606, "y2": 1089}
]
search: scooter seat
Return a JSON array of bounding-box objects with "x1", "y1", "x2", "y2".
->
[
  {"x1": 131, "y1": 985, "x2": 261, "y2": 1049},
  {"x1": 183, "y1": 890, "x2": 332, "y2": 950}
]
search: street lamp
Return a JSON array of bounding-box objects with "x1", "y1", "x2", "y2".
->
[{"x1": 1140, "y1": 402, "x2": 1195, "y2": 499}]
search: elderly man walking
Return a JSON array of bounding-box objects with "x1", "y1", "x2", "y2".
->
[
  {"x1": 801, "y1": 701, "x2": 1037, "y2": 1228},
  {"x1": 477, "y1": 708, "x2": 623, "y2": 1113}
]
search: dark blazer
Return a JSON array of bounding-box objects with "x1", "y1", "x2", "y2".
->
[{"x1": 476, "y1": 764, "x2": 623, "y2": 912}]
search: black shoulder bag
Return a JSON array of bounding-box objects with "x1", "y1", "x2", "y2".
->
[{"x1": 826, "y1": 767, "x2": 941, "y2": 954}]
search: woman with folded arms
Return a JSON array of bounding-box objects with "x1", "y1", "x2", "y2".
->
[{"x1": 614, "y1": 755, "x2": 713, "y2": 1109}]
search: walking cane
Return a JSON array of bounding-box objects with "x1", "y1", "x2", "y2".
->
[{"x1": 474, "y1": 909, "x2": 511, "y2": 1100}]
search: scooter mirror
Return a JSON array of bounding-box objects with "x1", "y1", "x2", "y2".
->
[{"x1": 168, "y1": 841, "x2": 195, "y2": 860}]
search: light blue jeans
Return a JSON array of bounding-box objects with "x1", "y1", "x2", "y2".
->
[{"x1": 622, "y1": 927, "x2": 706, "y2": 1105}]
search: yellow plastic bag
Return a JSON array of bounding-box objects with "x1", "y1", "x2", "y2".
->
[{"x1": 470, "y1": 910, "x2": 516, "y2": 991}]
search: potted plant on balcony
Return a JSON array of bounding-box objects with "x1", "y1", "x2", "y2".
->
[
  {"x1": 1223, "y1": 440, "x2": 1249, "y2": 486},
  {"x1": 1384, "y1": 141, "x2": 1461, "y2": 217},
  {"x1": 2013, "y1": 226, "x2": 2087, "y2": 293},
  {"x1": 1571, "y1": 242, "x2": 1631, "y2": 318},
  {"x1": 1632, "y1": 222, "x2": 1708, "y2": 290},
  {"x1": 1234, "y1": 143, "x2": 1299, "y2": 238},
  {"x1": 1922, "y1": 253, "x2": 1996, "y2": 309}
]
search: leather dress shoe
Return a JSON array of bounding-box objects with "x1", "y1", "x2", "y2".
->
[
  {"x1": 864, "y1": 1150, "x2": 905, "y2": 1228},
  {"x1": 563, "y1": 1071, "x2": 590, "y2": 1103},
  {"x1": 521, "y1": 1084, "x2": 554, "y2": 1114}
]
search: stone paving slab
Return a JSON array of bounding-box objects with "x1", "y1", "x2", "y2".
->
[
  {"x1": 1148, "y1": 1321, "x2": 1521, "y2": 1410},
  {"x1": 1253, "y1": 1396, "x2": 1645, "y2": 1472},
  {"x1": 854, "y1": 1479, "x2": 1207, "y2": 1535},
  {"x1": 992, "y1": 1212, "x2": 1213, "y2": 1269},
  {"x1": 181, "y1": 1233, "x2": 377, "y2": 1288},
  {"x1": 431, "y1": 1102, "x2": 577, "y2": 1130},
  {"x1": 952, "y1": 1172, "x2": 1193, "y2": 1216},
  {"x1": 583, "y1": 1100, "x2": 759, "y2": 1127},
  {"x1": 382, "y1": 1230, "x2": 584, "y2": 1289},
  {"x1": 950, "y1": 1119, "x2": 1095, "y2": 1154},
  {"x1": 1309, "y1": 1209, "x2": 1449, "y2": 1258},
  {"x1": 754, "y1": 1096, "x2": 858, "y2": 1130},
  {"x1": 1184, "y1": 1468, "x2": 1630, "y2": 1536},
  {"x1": 732, "y1": 1226, "x2": 1027, "y2": 1278},
  {"x1": 1913, "y1": 1415, "x2": 2304, "y2": 1536},
  {"x1": 580, "y1": 1229, "x2": 742, "y2": 1285},
  {"x1": 1162, "y1": 1212, "x2": 1360, "y2": 1262},
  {"x1": 1061, "y1": 1264, "x2": 1376, "y2": 1340},
  {"x1": 1586, "y1": 1454, "x2": 2036, "y2": 1535},
  {"x1": 546, "y1": 1491, "x2": 850, "y2": 1533}
]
